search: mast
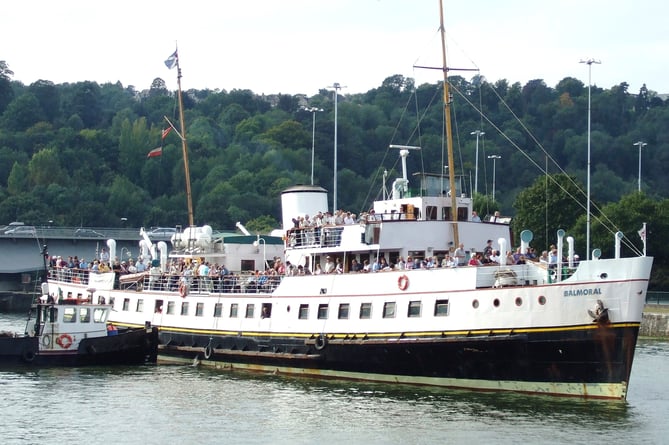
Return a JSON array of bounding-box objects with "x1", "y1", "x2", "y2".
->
[
  {"x1": 439, "y1": 0, "x2": 459, "y2": 246},
  {"x1": 175, "y1": 55, "x2": 194, "y2": 227}
]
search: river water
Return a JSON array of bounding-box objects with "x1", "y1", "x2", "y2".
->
[{"x1": 1, "y1": 312, "x2": 668, "y2": 445}]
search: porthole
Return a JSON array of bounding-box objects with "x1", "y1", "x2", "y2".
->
[
  {"x1": 472, "y1": 299, "x2": 479, "y2": 309},
  {"x1": 538, "y1": 295, "x2": 546, "y2": 305},
  {"x1": 493, "y1": 298, "x2": 500, "y2": 308},
  {"x1": 515, "y1": 297, "x2": 523, "y2": 307}
]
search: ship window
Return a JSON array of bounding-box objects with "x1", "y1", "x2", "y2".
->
[
  {"x1": 155, "y1": 300, "x2": 164, "y2": 314},
  {"x1": 195, "y1": 302, "x2": 204, "y2": 317},
  {"x1": 318, "y1": 304, "x2": 329, "y2": 320},
  {"x1": 79, "y1": 307, "x2": 91, "y2": 323},
  {"x1": 338, "y1": 303, "x2": 350, "y2": 319},
  {"x1": 298, "y1": 304, "x2": 309, "y2": 320},
  {"x1": 230, "y1": 303, "x2": 239, "y2": 318},
  {"x1": 359, "y1": 302, "x2": 372, "y2": 319},
  {"x1": 408, "y1": 301, "x2": 422, "y2": 317},
  {"x1": 63, "y1": 307, "x2": 76, "y2": 323},
  {"x1": 166, "y1": 301, "x2": 176, "y2": 315},
  {"x1": 136, "y1": 299, "x2": 144, "y2": 312},
  {"x1": 245, "y1": 304, "x2": 255, "y2": 318},
  {"x1": 93, "y1": 308, "x2": 107, "y2": 323},
  {"x1": 261, "y1": 303, "x2": 272, "y2": 319},
  {"x1": 383, "y1": 302, "x2": 396, "y2": 318},
  {"x1": 240, "y1": 260, "x2": 255, "y2": 272},
  {"x1": 434, "y1": 299, "x2": 450, "y2": 316},
  {"x1": 122, "y1": 298, "x2": 130, "y2": 311},
  {"x1": 457, "y1": 207, "x2": 468, "y2": 221},
  {"x1": 180, "y1": 302, "x2": 189, "y2": 316},
  {"x1": 442, "y1": 207, "x2": 451, "y2": 221},
  {"x1": 426, "y1": 206, "x2": 438, "y2": 220},
  {"x1": 214, "y1": 303, "x2": 223, "y2": 317}
]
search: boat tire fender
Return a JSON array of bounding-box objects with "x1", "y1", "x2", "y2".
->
[
  {"x1": 204, "y1": 344, "x2": 213, "y2": 359},
  {"x1": 314, "y1": 333, "x2": 327, "y2": 351},
  {"x1": 22, "y1": 349, "x2": 36, "y2": 363},
  {"x1": 42, "y1": 334, "x2": 51, "y2": 347},
  {"x1": 398, "y1": 274, "x2": 409, "y2": 291}
]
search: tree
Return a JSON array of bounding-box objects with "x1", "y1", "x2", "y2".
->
[
  {"x1": 0, "y1": 60, "x2": 14, "y2": 114},
  {"x1": 0, "y1": 93, "x2": 45, "y2": 131},
  {"x1": 512, "y1": 173, "x2": 585, "y2": 253}
]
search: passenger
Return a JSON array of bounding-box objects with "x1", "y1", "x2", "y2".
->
[
  {"x1": 490, "y1": 211, "x2": 501, "y2": 223},
  {"x1": 99, "y1": 248, "x2": 110, "y2": 264},
  {"x1": 314, "y1": 264, "x2": 323, "y2": 275},
  {"x1": 471, "y1": 211, "x2": 481, "y2": 222},
  {"x1": 335, "y1": 258, "x2": 344, "y2": 274},
  {"x1": 350, "y1": 259, "x2": 361, "y2": 272},
  {"x1": 362, "y1": 259, "x2": 371, "y2": 273},
  {"x1": 442, "y1": 254, "x2": 456, "y2": 268},
  {"x1": 489, "y1": 250, "x2": 500, "y2": 264},
  {"x1": 406, "y1": 256, "x2": 414, "y2": 270},
  {"x1": 468, "y1": 253, "x2": 483, "y2": 266},
  {"x1": 539, "y1": 250, "x2": 549, "y2": 264},
  {"x1": 127, "y1": 258, "x2": 137, "y2": 274},
  {"x1": 454, "y1": 243, "x2": 466, "y2": 266},
  {"x1": 396, "y1": 256, "x2": 406, "y2": 270},
  {"x1": 324, "y1": 257, "x2": 335, "y2": 274}
]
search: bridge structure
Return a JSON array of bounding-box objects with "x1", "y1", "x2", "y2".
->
[{"x1": 0, "y1": 227, "x2": 170, "y2": 292}]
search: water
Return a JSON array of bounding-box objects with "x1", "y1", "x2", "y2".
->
[{"x1": 2, "y1": 312, "x2": 668, "y2": 445}]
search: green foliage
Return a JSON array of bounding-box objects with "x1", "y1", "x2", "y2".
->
[{"x1": 512, "y1": 174, "x2": 585, "y2": 254}]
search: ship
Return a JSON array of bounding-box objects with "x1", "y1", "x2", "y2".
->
[
  {"x1": 45, "y1": 2, "x2": 653, "y2": 399},
  {"x1": 0, "y1": 283, "x2": 158, "y2": 367}
]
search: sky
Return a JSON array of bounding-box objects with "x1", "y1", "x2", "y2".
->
[{"x1": 2, "y1": 0, "x2": 668, "y2": 96}]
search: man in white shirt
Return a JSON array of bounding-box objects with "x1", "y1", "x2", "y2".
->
[{"x1": 454, "y1": 243, "x2": 466, "y2": 266}]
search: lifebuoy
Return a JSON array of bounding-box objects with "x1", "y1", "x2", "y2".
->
[
  {"x1": 56, "y1": 333, "x2": 73, "y2": 349},
  {"x1": 314, "y1": 333, "x2": 327, "y2": 350},
  {"x1": 42, "y1": 334, "x2": 51, "y2": 347},
  {"x1": 179, "y1": 282, "x2": 188, "y2": 298},
  {"x1": 398, "y1": 274, "x2": 409, "y2": 291}
]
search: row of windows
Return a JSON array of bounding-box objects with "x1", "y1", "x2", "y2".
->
[{"x1": 122, "y1": 298, "x2": 450, "y2": 320}]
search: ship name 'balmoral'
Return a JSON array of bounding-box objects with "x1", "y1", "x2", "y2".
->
[{"x1": 563, "y1": 288, "x2": 603, "y2": 297}]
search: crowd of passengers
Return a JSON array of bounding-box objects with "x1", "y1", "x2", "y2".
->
[
  {"x1": 48, "y1": 235, "x2": 576, "y2": 292},
  {"x1": 291, "y1": 208, "x2": 381, "y2": 229}
]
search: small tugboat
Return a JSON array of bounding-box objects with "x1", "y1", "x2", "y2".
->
[{"x1": 0, "y1": 248, "x2": 158, "y2": 367}]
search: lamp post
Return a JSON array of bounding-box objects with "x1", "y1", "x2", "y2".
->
[
  {"x1": 303, "y1": 107, "x2": 323, "y2": 185},
  {"x1": 488, "y1": 155, "x2": 502, "y2": 201},
  {"x1": 633, "y1": 141, "x2": 647, "y2": 192},
  {"x1": 580, "y1": 58, "x2": 600, "y2": 260},
  {"x1": 254, "y1": 235, "x2": 267, "y2": 270},
  {"x1": 470, "y1": 130, "x2": 484, "y2": 195},
  {"x1": 327, "y1": 83, "x2": 345, "y2": 213},
  {"x1": 487, "y1": 155, "x2": 501, "y2": 201}
]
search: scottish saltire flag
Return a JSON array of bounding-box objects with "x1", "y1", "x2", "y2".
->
[{"x1": 164, "y1": 50, "x2": 178, "y2": 69}]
